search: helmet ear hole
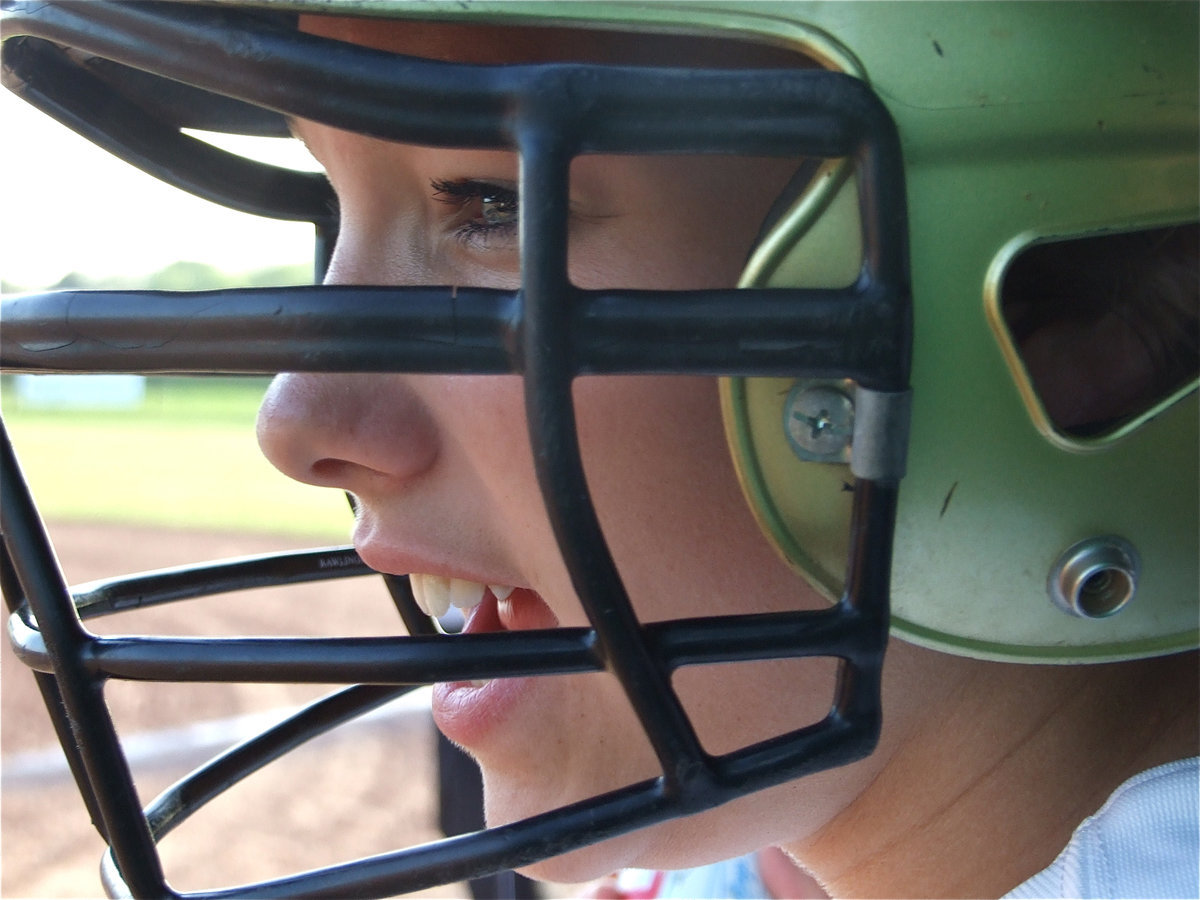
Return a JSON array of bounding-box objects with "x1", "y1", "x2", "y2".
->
[{"x1": 999, "y1": 223, "x2": 1199, "y2": 439}]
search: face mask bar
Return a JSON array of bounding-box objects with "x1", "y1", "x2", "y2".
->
[{"x1": 1, "y1": 2, "x2": 911, "y2": 897}]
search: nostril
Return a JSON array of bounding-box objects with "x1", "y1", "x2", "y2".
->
[
  {"x1": 256, "y1": 372, "x2": 440, "y2": 491},
  {"x1": 310, "y1": 457, "x2": 368, "y2": 485}
]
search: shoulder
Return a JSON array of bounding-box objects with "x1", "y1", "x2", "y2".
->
[{"x1": 1005, "y1": 758, "x2": 1199, "y2": 900}]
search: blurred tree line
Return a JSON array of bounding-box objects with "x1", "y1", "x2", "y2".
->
[{"x1": 2, "y1": 259, "x2": 312, "y2": 295}]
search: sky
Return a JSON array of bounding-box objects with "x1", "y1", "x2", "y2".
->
[{"x1": 1, "y1": 88, "x2": 320, "y2": 289}]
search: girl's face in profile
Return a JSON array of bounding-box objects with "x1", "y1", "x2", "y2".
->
[{"x1": 256, "y1": 14, "x2": 850, "y2": 880}]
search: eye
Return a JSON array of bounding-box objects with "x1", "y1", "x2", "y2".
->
[
  {"x1": 478, "y1": 188, "x2": 518, "y2": 226},
  {"x1": 432, "y1": 178, "x2": 519, "y2": 247}
]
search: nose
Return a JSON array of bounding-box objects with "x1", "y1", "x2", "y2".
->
[
  {"x1": 256, "y1": 372, "x2": 439, "y2": 494},
  {"x1": 257, "y1": 194, "x2": 445, "y2": 494}
]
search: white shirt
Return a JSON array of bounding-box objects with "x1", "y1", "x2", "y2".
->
[
  {"x1": 1005, "y1": 757, "x2": 1199, "y2": 899},
  {"x1": 618, "y1": 758, "x2": 1198, "y2": 899},
  {"x1": 616, "y1": 853, "x2": 770, "y2": 899}
]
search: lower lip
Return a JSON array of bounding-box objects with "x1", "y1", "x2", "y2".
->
[
  {"x1": 432, "y1": 676, "x2": 534, "y2": 747},
  {"x1": 430, "y1": 589, "x2": 554, "y2": 747}
]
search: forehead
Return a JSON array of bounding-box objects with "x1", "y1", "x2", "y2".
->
[{"x1": 298, "y1": 14, "x2": 813, "y2": 68}]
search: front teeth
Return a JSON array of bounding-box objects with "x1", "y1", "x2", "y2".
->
[{"x1": 409, "y1": 573, "x2": 514, "y2": 618}]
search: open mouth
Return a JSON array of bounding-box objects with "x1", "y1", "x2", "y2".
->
[
  {"x1": 409, "y1": 573, "x2": 558, "y2": 638},
  {"x1": 417, "y1": 574, "x2": 564, "y2": 744},
  {"x1": 409, "y1": 573, "x2": 514, "y2": 620}
]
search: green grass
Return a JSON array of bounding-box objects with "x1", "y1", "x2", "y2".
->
[{"x1": 2, "y1": 376, "x2": 353, "y2": 540}]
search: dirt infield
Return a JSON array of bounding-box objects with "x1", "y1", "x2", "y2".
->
[{"x1": 1, "y1": 521, "x2": 469, "y2": 898}]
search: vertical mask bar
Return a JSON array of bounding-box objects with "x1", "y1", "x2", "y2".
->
[
  {"x1": 852, "y1": 89, "x2": 911, "y2": 389},
  {"x1": 516, "y1": 107, "x2": 709, "y2": 796},
  {"x1": 814, "y1": 101, "x2": 908, "y2": 768},
  {"x1": 0, "y1": 420, "x2": 169, "y2": 898},
  {"x1": 0, "y1": 537, "x2": 114, "y2": 843},
  {"x1": 831, "y1": 480, "x2": 895, "y2": 743}
]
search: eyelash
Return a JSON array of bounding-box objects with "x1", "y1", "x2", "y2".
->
[{"x1": 431, "y1": 178, "x2": 520, "y2": 247}]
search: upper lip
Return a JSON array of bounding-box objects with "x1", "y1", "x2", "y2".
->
[
  {"x1": 352, "y1": 516, "x2": 520, "y2": 589},
  {"x1": 347, "y1": 510, "x2": 562, "y2": 632}
]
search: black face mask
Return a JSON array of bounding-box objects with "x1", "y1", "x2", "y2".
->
[{"x1": 0, "y1": 2, "x2": 912, "y2": 895}]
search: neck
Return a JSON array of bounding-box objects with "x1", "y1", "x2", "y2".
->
[{"x1": 788, "y1": 648, "x2": 1198, "y2": 899}]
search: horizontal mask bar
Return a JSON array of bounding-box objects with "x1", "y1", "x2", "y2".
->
[{"x1": 1, "y1": 283, "x2": 907, "y2": 387}]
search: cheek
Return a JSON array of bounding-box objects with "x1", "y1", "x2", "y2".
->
[
  {"x1": 569, "y1": 156, "x2": 797, "y2": 291},
  {"x1": 480, "y1": 377, "x2": 835, "y2": 878},
  {"x1": 420, "y1": 376, "x2": 537, "y2": 507},
  {"x1": 572, "y1": 376, "x2": 775, "y2": 608},
  {"x1": 572, "y1": 374, "x2": 832, "y2": 702},
  {"x1": 572, "y1": 376, "x2": 731, "y2": 549},
  {"x1": 673, "y1": 657, "x2": 841, "y2": 755},
  {"x1": 570, "y1": 220, "x2": 749, "y2": 290},
  {"x1": 419, "y1": 375, "x2": 578, "y2": 585}
]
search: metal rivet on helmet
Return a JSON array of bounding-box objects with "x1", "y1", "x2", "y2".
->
[{"x1": 1047, "y1": 535, "x2": 1141, "y2": 619}]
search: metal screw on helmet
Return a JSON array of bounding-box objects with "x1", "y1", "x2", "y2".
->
[
  {"x1": 784, "y1": 381, "x2": 855, "y2": 463},
  {"x1": 1048, "y1": 536, "x2": 1141, "y2": 619}
]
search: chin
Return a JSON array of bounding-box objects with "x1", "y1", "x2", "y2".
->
[{"x1": 479, "y1": 765, "x2": 662, "y2": 884}]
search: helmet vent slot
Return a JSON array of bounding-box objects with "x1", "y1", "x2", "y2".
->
[{"x1": 999, "y1": 224, "x2": 1198, "y2": 439}]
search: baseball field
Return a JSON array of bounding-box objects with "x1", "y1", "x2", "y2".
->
[{"x1": 1, "y1": 377, "x2": 471, "y2": 897}]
